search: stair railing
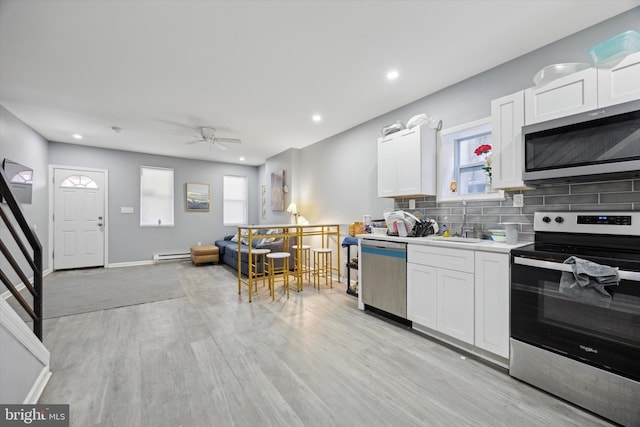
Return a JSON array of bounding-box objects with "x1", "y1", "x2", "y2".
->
[{"x1": 0, "y1": 166, "x2": 43, "y2": 340}]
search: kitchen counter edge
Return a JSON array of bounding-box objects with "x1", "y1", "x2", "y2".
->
[{"x1": 358, "y1": 234, "x2": 529, "y2": 254}]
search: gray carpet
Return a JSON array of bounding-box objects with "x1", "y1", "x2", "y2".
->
[{"x1": 9, "y1": 262, "x2": 187, "y2": 320}]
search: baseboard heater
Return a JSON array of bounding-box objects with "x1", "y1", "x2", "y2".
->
[{"x1": 153, "y1": 252, "x2": 190, "y2": 262}]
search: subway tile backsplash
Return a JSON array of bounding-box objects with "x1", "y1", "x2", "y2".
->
[{"x1": 394, "y1": 178, "x2": 639, "y2": 242}]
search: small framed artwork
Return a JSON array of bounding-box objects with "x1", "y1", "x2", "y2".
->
[
  {"x1": 271, "y1": 171, "x2": 284, "y2": 211},
  {"x1": 186, "y1": 182, "x2": 210, "y2": 212}
]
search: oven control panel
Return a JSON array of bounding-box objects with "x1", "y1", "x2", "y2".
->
[
  {"x1": 534, "y1": 211, "x2": 640, "y2": 236},
  {"x1": 577, "y1": 215, "x2": 632, "y2": 225}
]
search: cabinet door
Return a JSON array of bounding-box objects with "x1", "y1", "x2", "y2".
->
[
  {"x1": 377, "y1": 135, "x2": 397, "y2": 197},
  {"x1": 597, "y1": 52, "x2": 640, "y2": 107},
  {"x1": 396, "y1": 129, "x2": 422, "y2": 196},
  {"x1": 491, "y1": 91, "x2": 528, "y2": 189},
  {"x1": 474, "y1": 251, "x2": 510, "y2": 358},
  {"x1": 437, "y1": 268, "x2": 474, "y2": 345},
  {"x1": 524, "y1": 68, "x2": 597, "y2": 125},
  {"x1": 407, "y1": 262, "x2": 437, "y2": 329}
]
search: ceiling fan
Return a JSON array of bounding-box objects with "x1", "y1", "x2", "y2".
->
[{"x1": 186, "y1": 126, "x2": 241, "y2": 151}]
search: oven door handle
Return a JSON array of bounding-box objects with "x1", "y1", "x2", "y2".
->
[{"x1": 513, "y1": 257, "x2": 640, "y2": 282}]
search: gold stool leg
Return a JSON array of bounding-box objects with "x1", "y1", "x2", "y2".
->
[
  {"x1": 269, "y1": 258, "x2": 275, "y2": 301},
  {"x1": 329, "y1": 251, "x2": 333, "y2": 288},
  {"x1": 284, "y1": 262, "x2": 289, "y2": 299}
]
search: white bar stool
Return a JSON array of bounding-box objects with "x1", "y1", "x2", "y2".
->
[
  {"x1": 249, "y1": 248, "x2": 271, "y2": 294},
  {"x1": 291, "y1": 244, "x2": 311, "y2": 283},
  {"x1": 267, "y1": 252, "x2": 291, "y2": 300},
  {"x1": 312, "y1": 248, "x2": 333, "y2": 289}
]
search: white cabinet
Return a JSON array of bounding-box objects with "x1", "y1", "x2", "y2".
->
[
  {"x1": 474, "y1": 251, "x2": 510, "y2": 358},
  {"x1": 491, "y1": 91, "x2": 529, "y2": 189},
  {"x1": 377, "y1": 125, "x2": 436, "y2": 198},
  {"x1": 524, "y1": 67, "x2": 598, "y2": 125},
  {"x1": 407, "y1": 245, "x2": 475, "y2": 345},
  {"x1": 407, "y1": 263, "x2": 437, "y2": 329},
  {"x1": 437, "y1": 268, "x2": 475, "y2": 344},
  {"x1": 407, "y1": 243, "x2": 511, "y2": 362},
  {"x1": 597, "y1": 52, "x2": 640, "y2": 107}
]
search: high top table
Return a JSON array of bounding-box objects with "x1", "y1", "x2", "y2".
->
[{"x1": 236, "y1": 224, "x2": 341, "y2": 301}]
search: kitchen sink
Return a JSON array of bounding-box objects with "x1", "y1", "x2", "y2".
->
[{"x1": 429, "y1": 236, "x2": 484, "y2": 243}]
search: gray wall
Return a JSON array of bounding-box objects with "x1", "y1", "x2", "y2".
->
[
  {"x1": 48, "y1": 142, "x2": 260, "y2": 264},
  {"x1": 0, "y1": 320, "x2": 46, "y2": 403},
  {"x1": 293, "y1": 8, "x2": 640, "y2": 232},
  {"x1": 260, "y1": 148, "x2": 297, "y2": 225},
  {"x1": 0, "y1": 106, "x2": 50, "y2": 273},
  {"x1": 0, "y1": 106, "x2": 49, "y2": 404}
]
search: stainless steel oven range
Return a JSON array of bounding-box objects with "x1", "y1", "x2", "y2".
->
[{"x1": 510, "y1": 211, "x2": 640, "y2": 426}]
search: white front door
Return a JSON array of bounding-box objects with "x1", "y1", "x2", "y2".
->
[{"x1": 53, "y1": 168, "x2": 106, "y2": 270}]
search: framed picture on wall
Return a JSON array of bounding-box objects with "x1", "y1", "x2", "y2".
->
[
  {"x1": 186, "y1": 182, "x2": 210, "y2": 212},
  {"x1": 271, "y1": 171, "x2": 284, "y2": 211}
]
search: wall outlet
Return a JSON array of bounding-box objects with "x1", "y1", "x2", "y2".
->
[
  {"x1": 513, "y1": 194, "x2": 524, "y2": 208},
  {"x1": 409, "y1": 199, "x2": 416, "y2": 210},
  {"x1": 120, "y1": 207, "x2": 134, "y2": 214}
]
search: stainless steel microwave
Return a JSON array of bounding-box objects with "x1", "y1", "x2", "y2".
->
[{"x1": 522, "y1": 99, "x2": 640, "y2": 184}]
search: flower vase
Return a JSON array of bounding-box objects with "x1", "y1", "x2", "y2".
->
[{"x1": 486, "y1": 175, "x2": 493, "y2": 193}]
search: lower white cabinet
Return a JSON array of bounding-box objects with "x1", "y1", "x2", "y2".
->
[
  {"x1": 474, "y1": 251, "x2": 510, "y2": 358},
  {"x1": 407, "y1": 244, "x2": 510, "y2": 361},
  {"x1": 407, "y1": 245, "x2": 475, "y2": 345},
  {"x1": 407, "y1": 263, "x2": 437, "y2": 329},
  {"x1": 437, "y1": 268, "x2": 475, "y2": 344}
]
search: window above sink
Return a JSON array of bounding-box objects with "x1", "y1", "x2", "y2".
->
[{"x1": 437, "y1": 117, "x2": 505, "y2": 202}]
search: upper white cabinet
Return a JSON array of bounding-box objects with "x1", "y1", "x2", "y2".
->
[
  {"x1": 597, "y1": 51, "x2": 640, "y2": 107},
  {"x1": 474, "y1": 251, "x2": 510, "y2": 358},
  {"x1": 377, "y1": 125, "x2": 436, "y2": 198},
  {"x1": 524, "y1": 67, "x2": 598, "y2": 125},
  {"x1": 491, "y1": 91, "x2": 528, "y2": 189}
]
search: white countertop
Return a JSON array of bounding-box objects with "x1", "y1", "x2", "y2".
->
[{"x1": 358, "y1": 233, "x2": 529, "y2": 254}]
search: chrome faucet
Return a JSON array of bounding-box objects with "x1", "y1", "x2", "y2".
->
[{"x1": 461, "y1": 200, "x2": 474, "y2": 238}]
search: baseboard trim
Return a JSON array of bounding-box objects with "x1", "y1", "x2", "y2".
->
[
  {"x1": 23, "y1": 366, "x2": 52, "y2": 404},
  {"x1": 107, "y1": 260, "x2": 155, "y2": 268}
]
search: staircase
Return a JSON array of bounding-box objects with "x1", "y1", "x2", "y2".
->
[{"x1": 0, "y1": 166, "x2": 50, "y2": 403}]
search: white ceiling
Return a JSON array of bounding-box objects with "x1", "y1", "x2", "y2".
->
[{"x1": 1, "y1": 0, "x2": 638, "y2": 165}]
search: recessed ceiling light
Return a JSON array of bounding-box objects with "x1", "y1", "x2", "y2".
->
[
  {"x1": 386, "y1": 70, "x2": 399, "y2": 80},
  {"x1": 72, "y1": 134, "x2": 83, "y2": 139},
  {"x1": 239, "y1": 157, "x2": 245, "y2": 161},
  {"x1": 312, "y1": 114, "x2": 322, "y2": 123}
]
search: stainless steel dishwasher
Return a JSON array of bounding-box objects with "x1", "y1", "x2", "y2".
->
[{"x1": 361, "y1": 239, "x2": 408, "y2": 322}]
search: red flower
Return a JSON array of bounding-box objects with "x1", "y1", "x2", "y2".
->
[{"x1": 474, "y1": 144, "x2": 492, "y2": 156}]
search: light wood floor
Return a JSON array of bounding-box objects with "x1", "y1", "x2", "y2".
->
[{"x1": 38, "y1": 262, "x2": 614, "y2": 427}]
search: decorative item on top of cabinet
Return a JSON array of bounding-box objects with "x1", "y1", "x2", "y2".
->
[{"x1": 377, "y1": 124, "x2": 436, "y2": 198}]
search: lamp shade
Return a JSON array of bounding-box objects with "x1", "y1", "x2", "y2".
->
[{"x1": 286, "y1": 203, "x2": 298, "y2": 214}]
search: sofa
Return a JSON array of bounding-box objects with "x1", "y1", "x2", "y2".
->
[{"x1": 215, "y1": 229, "x2": 293, "y2": 276}]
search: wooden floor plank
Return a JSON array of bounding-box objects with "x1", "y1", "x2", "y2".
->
[{"x1": 36, "y1": 262, "x2": 614, "y2": 427}]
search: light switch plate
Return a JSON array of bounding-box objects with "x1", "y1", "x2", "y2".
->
[
  {"x1": 409, "y1": 199, "x2": 416, "y2": 209},
  {"x1": 513, "y1": 194, "x2": 524, "y2": 208},
  {"x1": 120, "y1": 207, "x2": 135, "y2": 214}
]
